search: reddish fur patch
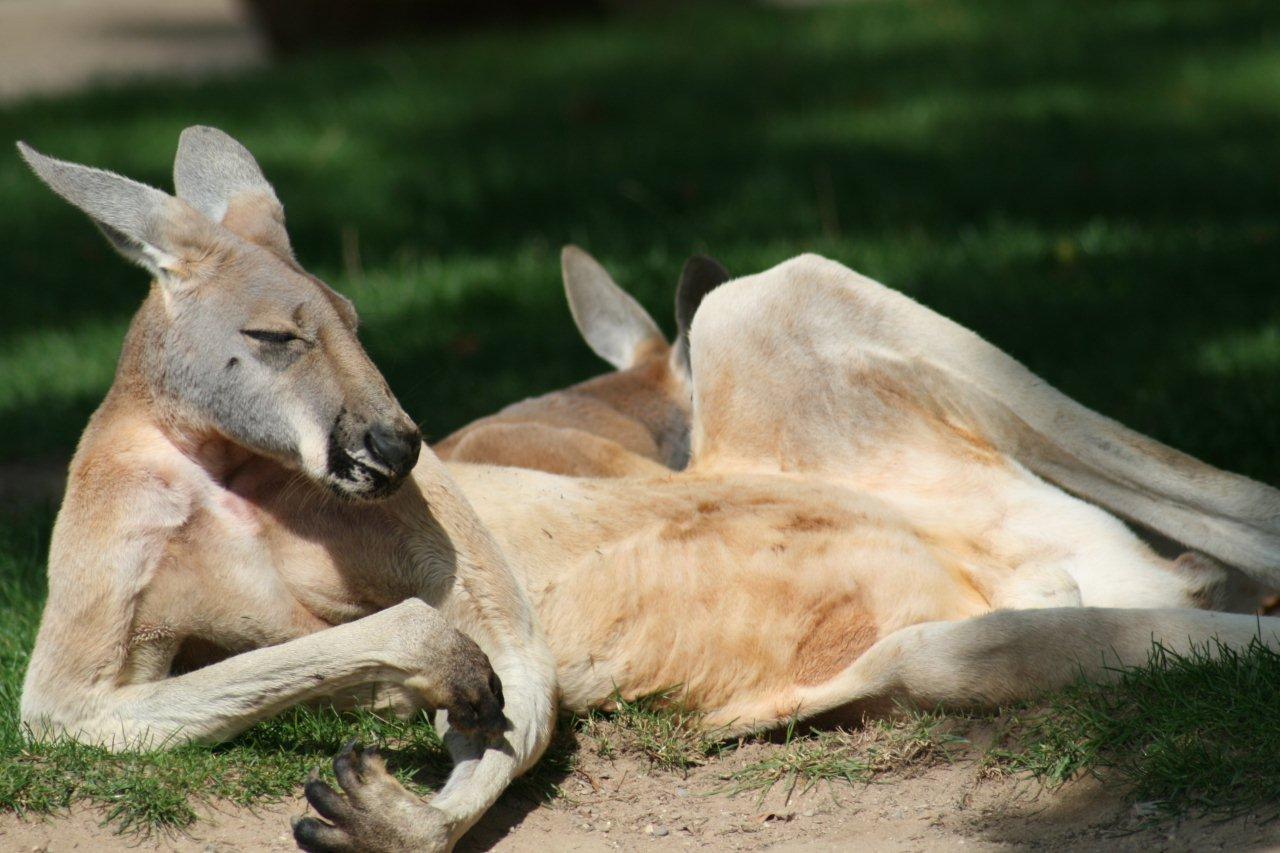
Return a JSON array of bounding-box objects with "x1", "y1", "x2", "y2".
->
[
  {"x1": 660, "y1": 519, "x2": 710, "y2": 543},
  {"x1": 449, "y1": 423, "x2": 665, "y2": 478},
  {"x1": 791, "y1": 589, "x2": 877, "y2": 686},
  {"x1": 436, "y1": 350, "x2": 686, "y2": 472},
  {"x1": 657, "y1": 495, "x2": 733, "y2": 542},
  {"x1": 780, "y1": 513, "x2": 840, "y2": 534}
]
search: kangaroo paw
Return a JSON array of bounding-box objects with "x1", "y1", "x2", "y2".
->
[{"x1": 293, "y1": 741, "x2": 449, "y2": 853}]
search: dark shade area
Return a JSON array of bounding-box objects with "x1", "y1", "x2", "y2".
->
[
  {"x1": 241, "y1": 0, "x2": 609, "y2": 54},
  {"x1": 0, "y1": 0, "x2": 1276, "y2": 487}
]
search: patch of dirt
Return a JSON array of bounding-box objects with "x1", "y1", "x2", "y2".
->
[{"x1": 3, "y1": 742, "x2": 1278, "y2": 852}]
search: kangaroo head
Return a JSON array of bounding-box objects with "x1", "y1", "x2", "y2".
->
[
  {"x1": 18, "y1": 127, "x2": 420, "y2": 500},
  {"x1": 559, "y1": 246, "x2": 731, "y2": 469}
]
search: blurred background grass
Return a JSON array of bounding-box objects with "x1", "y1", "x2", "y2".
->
[{"x1": 1, "y1": 0, "x2": 1277, "y2": 479}]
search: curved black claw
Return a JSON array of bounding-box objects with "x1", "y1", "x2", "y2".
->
[
  {"x1": 332, "y1": 739, "x2": 366, "y2": 791},
  {"x1": 293, "y1": 813, "x2": 355, "y2": 853},
  {"x1": 292, "y1": 744, "x2": 367, "y2": 853}
]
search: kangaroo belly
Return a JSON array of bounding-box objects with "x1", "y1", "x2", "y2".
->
[
  {"x1": 545, "y1": 515, "x2": 986, "y2": 712},
  {"x1": 452, "y1": 465, "x2": 991, "y2": 714}
]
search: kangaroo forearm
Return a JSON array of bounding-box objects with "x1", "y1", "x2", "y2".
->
[
  {"x1": 114, "y1": 639, "x2": 393, "y2": 745},
  {"x1": 407, "y1": 457, "x2": 543, "y2": 650},
  {"x1": 38, "y1": 600, "x2": 455, "y2": 749}
]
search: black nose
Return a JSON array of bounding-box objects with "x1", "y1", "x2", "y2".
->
[{"x1": 365, "y1": 423, "x2": 421, "y2": 477}]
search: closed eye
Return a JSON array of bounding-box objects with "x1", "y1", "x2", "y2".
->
[{"x1": 242, "y1": 329, "x2": 300, "y2": 345}]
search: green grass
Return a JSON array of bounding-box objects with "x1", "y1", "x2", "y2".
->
[
  {"x1": 727, "y1": 712, "x2": 970, "y2": 801},
  {"x1": 1, "y1": 0, "x2": 1279, "y2": 835},
  {"x1": 0, "y1": 707, "x2": 450, "y2": 833},
  {"x1": 989, "y1": 638, "x2": 1280, "y2": 820},
  {"x1": 577, "y1": 690, "x2": 729, "y2": 773}
]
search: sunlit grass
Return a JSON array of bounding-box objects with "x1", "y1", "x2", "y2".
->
[
  {"x1": 577, "y1": 690, "x2": 729, "y2": 773},
  {"x1": 988, "y1": 638, "x2": 1280, "y2": 819},
  {"x1": 0, "y1": 708, "x2": 450, "y2": 834},
  {"x1": 727, "y1": 712, "x2": 970, "y2": 801}
]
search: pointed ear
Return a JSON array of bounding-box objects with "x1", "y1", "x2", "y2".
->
[
  {"x1": 672, "y1": 254, "x2": 730, "y2": 379},
  {"x1": 173, "y1": 125, "x2": 293, "y2": 259},
  {"x1": 561, "y1": 245, "x2": 665, "y2": 371},
  {"x1": 18, "y1": 141, "x2": 201, "y2": 281}
]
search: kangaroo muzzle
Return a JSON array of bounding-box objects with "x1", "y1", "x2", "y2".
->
[{"x1": 326, "y1": 408, "x2": 422, "y2": 499}]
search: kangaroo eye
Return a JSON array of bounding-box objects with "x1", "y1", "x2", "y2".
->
[{"x1": 242, "y1": 329, "x2": 300, "y2": 345}]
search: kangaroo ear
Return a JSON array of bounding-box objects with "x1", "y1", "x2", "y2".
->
[
  {"x1": 173, "y1": 125, "x2": 293, "y2": 259},
  {"x1": 18, "y1": 141, "x2": 201, "y2": 282},
  {"x1": 672, "y1": 254, "x2": 730, "y2": 379},
  {"x1": 561, "y1": 245, "x2": 665, "y2": 371}
]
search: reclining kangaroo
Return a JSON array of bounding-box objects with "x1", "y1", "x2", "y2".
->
[
  {"x1": 17, "y1": 129, "x2": 557, "y2": 851},
  {"x1": 434, "y1": 246, "x2": 729, "y2": 477},
  {"x1": 19, "y1": 129, "x2": 1280, "y2": 853}
]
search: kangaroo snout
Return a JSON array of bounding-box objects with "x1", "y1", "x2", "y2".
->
[
  {"x1": 326, "y1": 407, "x2": 422, "y2": 500},
  {"x1": 364, "y1": 422, "x2": 422, "y2": 480}
]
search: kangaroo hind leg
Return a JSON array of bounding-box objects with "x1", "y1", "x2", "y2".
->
[{"x1": 783, "y1": 607, "x2": 1280, "y2": 727}]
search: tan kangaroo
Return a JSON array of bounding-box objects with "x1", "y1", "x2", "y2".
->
[
  {"x1": 309, "y1": 260, "x2": 1280, "y2": 851},
  {"x1": 434, "y1": 246, "x2": 729, "y2": 477},
  {"x1": 20, "y1": 130, "x2": 1280, "y2": 853},
  {"x1": 17, "y1": 129, "x2": 556, "y2": 852}
]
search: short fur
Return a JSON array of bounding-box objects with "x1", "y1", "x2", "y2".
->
[{"x1": 306, "y1": 255, "x2": 1280, "y2": 851}]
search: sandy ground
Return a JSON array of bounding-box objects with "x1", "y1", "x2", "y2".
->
[
  {"x1": 0, "y1": 0, "x2": 265, "y2": 103},
  {"x1": 4, "y1": 739, "x2": 1280, "y2": 853}
]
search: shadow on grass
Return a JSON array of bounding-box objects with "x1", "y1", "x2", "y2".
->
[{"x1": 0, "y1": 0, "x2": 1276, "y2": 485}]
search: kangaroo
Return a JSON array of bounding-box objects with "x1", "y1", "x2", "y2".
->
[
  {"x1": 16, "y1": 129, "x2": 557, "y2": 852},
  {"x1": 298, "y1": 256, "x2": 1280, "y2": 851},
  {"x1": 434, "y1": 246, "x2": 729, "y2": 477},
  {"x1": 19, "y1": 130, "x2": 1280, "y2": 853}
]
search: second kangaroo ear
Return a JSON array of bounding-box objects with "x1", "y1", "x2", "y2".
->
[
  {"x1": 18, "y1": 141, "x2": 206, "y2": 283},
  {"x1": 173, "y1": 125, "x2": 293, "y2": 259},
  {"x1": 561, "y1": 245, "x2": 666, "y2": 371},
  {"x1": 672, "y1": 254, "x2": 731, "y2": 379}
]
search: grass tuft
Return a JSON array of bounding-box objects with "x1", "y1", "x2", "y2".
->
[
  {"x1": 729, "y1": 711, "x2": 970, "y2": 801},
  {"x1": 0, "y1": 706, "x2": 452, "y2": 835},
  {"x1": 988, "y1": 637, "x2": 1280, "y2": 819},
  {"x1": 577, "y1": 690, "x2": 728, "y2": 773}
]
